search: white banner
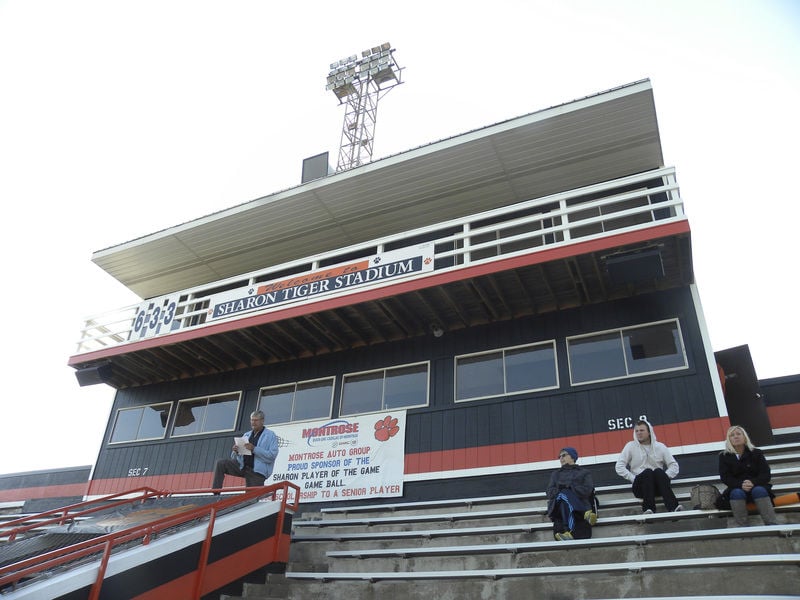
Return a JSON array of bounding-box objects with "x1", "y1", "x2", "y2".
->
[
  {"x1": 130, "y1": 242, "x2": 434, "y2": 341},
  {"x1": 269, "y1": 411, "x2": 406, "y2": 503}
]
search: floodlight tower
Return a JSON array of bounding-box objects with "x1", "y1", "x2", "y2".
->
[{"x1": 327, "y1": 42, "x2": 403, "y2": 172}]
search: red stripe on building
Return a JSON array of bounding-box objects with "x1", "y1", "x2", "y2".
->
[
  {"x1": 87, "y1": 415, "x2": 730, "y2": 496},
  {"x1": 404, "y1": 416, "x2": 730, "y2": 474},
  {"x1": 88, "y1": 472, "x2": 212, "y2": 497},
  {"x1": 0, "y1": 482, "x2": 89, "y2": 503},
  {"x1": 768, "y1": 403, "x2": 800, "y2": 429}
]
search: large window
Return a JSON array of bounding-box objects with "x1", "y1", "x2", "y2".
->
[
  {"x1": 456, "y1": 341, "x2": 558, "y2": 401},
  {"x1": 259, "y1": 377, "x2": 334, "y2": 425},
  {"x1": 109, "y1": 403, "x2": 172, "y2": 443},
  {"x1": 568, "y1": 320, "x2": 687, "y2": 385},
  {"x1": 171, "y1": 392, "x2": 241, "y2": 437},
  {"x1": 340, "y1": 362, "x2": 429, "y2": 416}
]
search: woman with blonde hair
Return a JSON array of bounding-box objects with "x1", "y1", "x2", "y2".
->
[{"x1": 718, "y1": 425, "x2": 776, "y2": 526}]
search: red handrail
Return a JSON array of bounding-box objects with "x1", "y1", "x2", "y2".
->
[
  {"x1": 1, "y1": 486, "x2": 164, "y2": 541},
  {"x1": 192, "y1": 505, "x2": 218, "y2": 599},
  {"x1": 0, "y1": 482, "x2": 300, "y2": 598},
  {"x1": 88, "y1": 539, "x2": 113, "y2": 600}
]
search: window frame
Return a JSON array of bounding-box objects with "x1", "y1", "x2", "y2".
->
[
  {"x1": 454, "y1": 340, "x2": 559, "y2": 403},
  {"x1": 170, "y1": 391, "x2": 242, "y2": 438},
  {"x1": 257, "y1": 376, "x2": 336, "y2": 425},
  {"x1": 108, "y1": 402, "x2": 173, "y2": 444},
  {"x1": 340, "y1": 361, "x2": 430, "y2": 417},
  {"x1": 566, "y1": 318, "x2": 688, "y2": 386}
]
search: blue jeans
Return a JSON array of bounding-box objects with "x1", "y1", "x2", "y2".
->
[{"x1": 730, "y1": 486, "x2": 769, "y2": 501}]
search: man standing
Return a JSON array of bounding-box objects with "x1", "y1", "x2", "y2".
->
[
  {"x1": 546, "y1": 446, "x2": 597, "y2": 541},
  {"x1": 615, "y1": 418, "x2": 682, "y2": 513},
  {"x1": 212, "y1": 410, "x2": 279, "y2": 491}
]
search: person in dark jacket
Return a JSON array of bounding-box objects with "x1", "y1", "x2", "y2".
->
[
  {"x1": 718, "y1": 425, "x2": 776, "y2": 526},
  {"x1": 546, "y1": 447, "x2": 597, "y2": 541}
]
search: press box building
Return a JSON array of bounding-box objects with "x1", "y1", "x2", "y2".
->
[{"x1": 66, "y1": 80, "x2": 794, "y2": 504}]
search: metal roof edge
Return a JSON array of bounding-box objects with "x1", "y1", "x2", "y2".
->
[{"x1": 91, "y1": 79, "x2": 654, "y2": 261}]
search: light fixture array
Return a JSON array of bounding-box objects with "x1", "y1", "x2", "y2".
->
[{"x1": 326, "y1": 42, "x2": 397, "y2": 99}]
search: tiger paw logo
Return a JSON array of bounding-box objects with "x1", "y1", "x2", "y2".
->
[{"x1": 374, "y1": 415, "x2": 399, "y2": 442}]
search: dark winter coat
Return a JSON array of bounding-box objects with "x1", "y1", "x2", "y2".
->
[
  {"x1": 546, "y1": 463, "x2": 594, "y2": 516},
  {"x1": 716, "y1": 446, "x2": 773, "y2": 508}
]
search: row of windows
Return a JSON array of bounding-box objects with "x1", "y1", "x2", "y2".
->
[
  {"x1": 109, "y1": 393, "x2": 242, "y2": 444},
  {"x1": 109, "y1": 319, "x2": 688, "y2": 443}
]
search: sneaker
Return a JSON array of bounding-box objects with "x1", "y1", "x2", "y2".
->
[
  {"x1": 643, "y1": 509, "x2": 654, "y2": 514},
  {"x1": 555, "y1": 531, "x2": 574, "y2": 541},
  {"x1": 584, "y1": 510, "x2": 598, "y2": 526},
  {"x1": 673, "y1": 505, "x2": 684, "y2": 512}
]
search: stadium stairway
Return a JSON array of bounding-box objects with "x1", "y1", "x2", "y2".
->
[
  {"x1": 0, "y1": 484, "x2": 298, "y2": 599},
  {"x1": 220, "y1": 443, "x2": 800, "y2": 600}
]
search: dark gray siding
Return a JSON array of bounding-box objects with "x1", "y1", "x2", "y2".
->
[{"x1": 92, "y1": 287, "x2": 717, "y2": 485}]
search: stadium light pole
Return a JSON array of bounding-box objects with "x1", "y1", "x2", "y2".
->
[{"x1": 326, "y1": 42, "x2": 403, "y2": 172}]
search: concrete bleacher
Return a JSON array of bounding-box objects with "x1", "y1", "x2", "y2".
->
[{"x1": 221, "y1": 444, "x2": 800, "y2": 600}]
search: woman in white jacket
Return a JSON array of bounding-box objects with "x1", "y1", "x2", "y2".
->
[{"x1": 615, "y1": 418, "x2": 682, "y2": 513}]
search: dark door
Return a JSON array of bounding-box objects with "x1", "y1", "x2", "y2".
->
[{"x1": 715, "y1": 345, "x2": 774, "y2": 446}]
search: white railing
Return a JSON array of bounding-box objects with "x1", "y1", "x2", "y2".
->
[{"x1": 74, "y1": 167, "x2": 684, "y2": 355}]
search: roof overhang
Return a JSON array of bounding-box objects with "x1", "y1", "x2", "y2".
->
[
  {"x1": 72, "y1": 220, "x2": 693, "y2": 389},
  {"x1": 92, "y1": 80, "x2": 664, "y2": 300}
]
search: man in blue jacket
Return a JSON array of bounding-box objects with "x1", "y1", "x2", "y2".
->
[
  {"x1": 546, "y1": 446, "x2": 597, "y2": 541},
  {"x1": 212, "y1": 410, "x2": 279, "y2": 491}
]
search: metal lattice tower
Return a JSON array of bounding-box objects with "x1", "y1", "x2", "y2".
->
[{"x1": 326, "y1": 42, "x2": 403, "y2": 172}]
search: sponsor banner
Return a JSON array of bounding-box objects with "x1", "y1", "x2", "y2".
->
[
  {"x1": 269, "y1": 411, "x2": 406, "y2": 503},
  {"x1": 130, "y1": 243, "x2": 434, "y2": 341}
]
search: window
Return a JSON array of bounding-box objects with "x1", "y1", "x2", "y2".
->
[
  {"x1": 171, "y1": 392, "x2": 240, "y2": 437},
  {"x1": 456, "y1": 341, "x2": 558, "y2": 401},
  {"x1": 568, "y1": 320, "x2": 687, "y2": 385},
  {"x1": 259, "y1": 377, "x2": 334, "y2": 425},
  {"x1": 340, "y1": 362, "x2": 429, "y2": 416},
  {"x1": 109, "y1": 403, "x2": 171, "y2": 443}
]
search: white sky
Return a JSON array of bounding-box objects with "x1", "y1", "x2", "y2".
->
[{"x1": 1, "y1": 0, "x2": 798, "y2": 475}]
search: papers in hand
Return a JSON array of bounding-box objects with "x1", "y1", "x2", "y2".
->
[{"x1": 234, "y1": 437, "x2": 252, "y2": 455}]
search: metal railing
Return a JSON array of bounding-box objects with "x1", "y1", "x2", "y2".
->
[
  {"x1": 74, "y1": 167, "x2": 684, "y2": 355},
  {"x1": 0, "y1": 482, "x2": 300, "y2": 599}
]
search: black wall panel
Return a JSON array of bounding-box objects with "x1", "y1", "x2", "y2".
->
[
  {"x1": 760, "y1": 374, "x2": 800, "y2": 407},
  {"x1": 93, "y1": 288, "x2": 718, "y2": 481},
  {"x1": 0, "y1": 466, "x2": 91, "y2": 491}
]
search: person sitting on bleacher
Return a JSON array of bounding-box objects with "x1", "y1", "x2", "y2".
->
[
  {"x1": 546, "y1": 446, "x2": 598, "y2": 541},
  {"x1": 615, "y1": 419, "x2": 682, "y2": 513},
  {"x1": 717, "y1": 425, "x2": 777, "y2": 526}
]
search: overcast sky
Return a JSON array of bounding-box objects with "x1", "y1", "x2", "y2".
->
[{"x1": 1, "y1": 0, "x2": 798, "y2": 475}]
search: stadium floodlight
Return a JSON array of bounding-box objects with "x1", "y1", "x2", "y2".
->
[{"x1": 326, "y1": 42, "x2": 404, "y2": 172}]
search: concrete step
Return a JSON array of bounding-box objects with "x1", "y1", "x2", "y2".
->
[
  {"x1": 287, "y1": 509, "x2": 800, "y2": 566},
  {"x1": 218, "y1": 443, "x2": 800, "y2": 600},
  {"x1": 293, "y1": 484, "x2": 800, "y2": 539},
  {"x1": 220, "y1": 596, "x2": 285, "y2": 600},
  {"x1": 284, "y1": 557, "x2": 799, "y2": 599},
  {"x1": 219, "y1": 574, "x2": 291, "y2": 599},
  {"x1": 320, "y1": 524, "x2": 800, "y2": 572},
  {"x1": 306, "y1": 465, "x2": 800, "y2": 522}
]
